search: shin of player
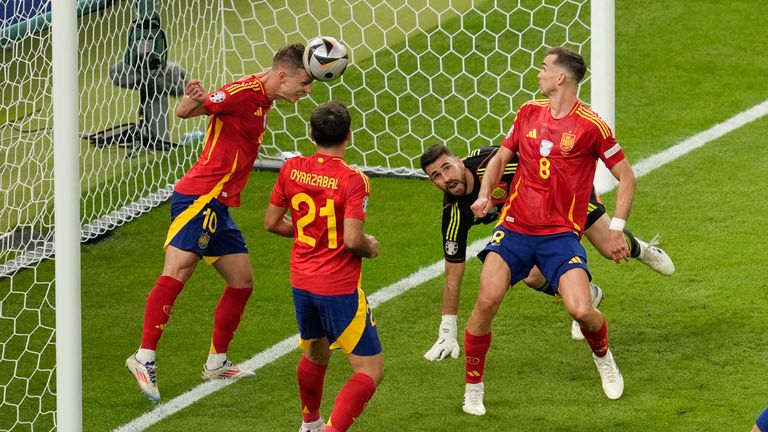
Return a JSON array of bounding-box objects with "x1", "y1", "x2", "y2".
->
[{"x1": 264, "y1": 101, "x2": 382, "y2": 432}]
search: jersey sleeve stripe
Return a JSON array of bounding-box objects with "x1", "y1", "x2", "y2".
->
[
  {"x1": 521, "y1": 99, "x2": 549, "y2": 108},
  {"x1": 338, "y1": 160, "x2": 371, "y2": 193},
  {"x1": 355, "y1": 169, "x2": 370, "y2": 193},
  {"x1": 576, "y1": 107, "x2": 611, "y2": 139},
  {"x1": 164, "y1": 153, "x2": 240, "y2": 248},
  {"x1": 446, "y1": 202, "x2": 461, "y2": 241},
  {"x1": 227, "y1": 81, "x2": 262, "y2": 95}
]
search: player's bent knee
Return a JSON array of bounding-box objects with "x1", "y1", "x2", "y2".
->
[
  {"x1": 474, "y1": 297, "x2": 502, "y2": 317},
  {"x1": 567, "y1": 304, "x2": 598, "y2": 324},
  {"x1": 349, "y1": 355, "x2": 384, "y2": 385}
]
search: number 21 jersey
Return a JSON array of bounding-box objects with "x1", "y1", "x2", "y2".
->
[{"x1": 270, "y1": 153, "x2": 371, "y2": 295}]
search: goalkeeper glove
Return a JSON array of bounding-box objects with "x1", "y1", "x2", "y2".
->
[{"x1": 423, "y1": 315, "x2": 460, "y2": 361}]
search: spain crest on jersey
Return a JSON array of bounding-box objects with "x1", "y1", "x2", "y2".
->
[
  {"x1": 197, "y1": 232, "x2": 210, "y2": 249},
  {"x1": 560, "y1": 132, "x2": 576, "y2": 153}
]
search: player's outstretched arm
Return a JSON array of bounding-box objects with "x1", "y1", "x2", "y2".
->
[
  {"x1": 606, "y1": 159, "x2": 637, "y2": 262},
  {"x1": 264, "y1": 204, "x2": 293, "y2": 238},
  {"x1": 424, "y1": 260, "x2": 464, "y2": 361},
  {"x1": 471, "y1": 146, "x2": 514, "y2": 218},
  {"x1": 344, "y1": 218, "x2": 378, "y2": 258},
  {"x1": 175, "y1": 79, "x2": 208, "y2": 119}
]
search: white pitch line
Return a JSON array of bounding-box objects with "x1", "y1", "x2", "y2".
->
[
  {"x1": 632, "y1": 99, "x2": 768, "y2": 178},
  {"x1": 113, "y1": 98, "x2": 768, "y2": 432}
]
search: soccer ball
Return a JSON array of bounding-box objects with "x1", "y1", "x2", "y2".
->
[{"x1": 303, "y1": 36, "x2": 349, "y2": 82}]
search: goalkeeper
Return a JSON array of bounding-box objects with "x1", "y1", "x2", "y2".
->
[{"x1": 419, "y1": 144, "x2": 675, "y2": 361}]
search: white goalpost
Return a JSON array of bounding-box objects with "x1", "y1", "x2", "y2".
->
[
  {"x1": 590, "y1": 0, "x2": 618, "y2": 193},
  {"x1": 51, "y1": 0, "x2": 82, "y2": 430},
  {"x1": 0, "y1": 1, "x2": 613, "y2": 429}
]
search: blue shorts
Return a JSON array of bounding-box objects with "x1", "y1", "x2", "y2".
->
[
  {"x1": 757, "y1": 406, "x2": 768, "y2": 432},
  {"x1": 292, "y1": 287, "x2": 382, "y2": 356},
  {"x1": 478, "y1": 225, "x2": 591, "y2": 294},
  {"x1": 164, "y1": 192, "x2": 248, "y2": 263}
]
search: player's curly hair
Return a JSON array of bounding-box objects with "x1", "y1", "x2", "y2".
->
[
  {"x1": 272, "y1": 44, "x2": 305, "y2": 71},
  {"x1": 548, "y1": 47, "x2": 587, "y2": 83},
  {"x1": 311, "y1": 101, "x2": 351, "y2": 147},
  {"x1": 420, "y1": 144, "x2": 455, "y2": 172}
]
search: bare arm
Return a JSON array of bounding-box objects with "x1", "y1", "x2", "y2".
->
[
  {"x1": 609, "y1": 158, "x2": 636, "y2": 220},
  {"x1": 344, "y1": 218, "x2": 379, "y2": 258},
  {"x1": 175, "y1": 79, "x2": 208, "y2": 119},
  {"x1": 606, "y1": 158, "x2": 637, "y2": 261},
  {"x1": 441, "y1": 261, "x2": 465, "y2": 315},
  {"x1": 263, "y1": 204, "x2": 293, "y2": 238},
  {"x1": 470, "y1": 145, "x2": 515, "y2": 218}
]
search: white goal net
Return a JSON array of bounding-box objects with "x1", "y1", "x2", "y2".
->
[
  {"x1": 0, "y1": 0, "x2": 591, "y2": 428},
  {"x1": 235, "y1": 0, "x2": 592, "y2": 175}
]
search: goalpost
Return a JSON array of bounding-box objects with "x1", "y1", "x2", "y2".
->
[{"x1": 0, "y1": 1, "x2": 613, "y2": 429}]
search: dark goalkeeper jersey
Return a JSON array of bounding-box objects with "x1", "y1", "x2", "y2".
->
[{"x1": 441, "y1": 146, "x2": 516, "y2": 263}]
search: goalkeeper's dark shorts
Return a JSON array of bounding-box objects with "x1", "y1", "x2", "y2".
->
[
  {"x1": 293, "y1": 286, "x2": 382, "y2": 357},
  {"x1": 585, "y1": 189, "x2": 606, "y2": 230},
  {"x1": 164, "y1": 192, "x2": 248, "y2": 264}
]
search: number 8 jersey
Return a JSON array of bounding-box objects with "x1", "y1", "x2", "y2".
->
[
  {"x1": 499, "y1": 99, "x2": 626, "y2": 236},
  {"x1": 270, "y1": 153, "x2": 371, "y2": 295}
]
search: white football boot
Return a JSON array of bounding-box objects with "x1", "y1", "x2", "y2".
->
[
  {"x1": 125, "y1": 353, "x2": 160, "y2": 402},
  {"x1": 462, "y1": 382, "x2": 486, "y2": 416},
  {"x1": 593, "y1": 349, "x2": 624, "y2": 400},
  {"x1": 637, "y1": 234, "x2": 675, "y2": 276},
  {"x1": 298, "y1": 417, "x2": 326, "y2": 432},
  {"x1": 201, "y1": 360, "x2": 256, "y2": 380}
]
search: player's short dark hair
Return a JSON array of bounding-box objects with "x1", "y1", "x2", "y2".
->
[
  {"x1": 273, "y1": 44, "x2": 305, "y2": 71},
  {"x1": 310, "y1": 101, "x2": 351, "y2": 147},
  {"x1": 548, "y1": 47, "x2": 587, "y2": 83},
  {"x1": 420, "y1": 144, "x2": 455, "y2": 172}
]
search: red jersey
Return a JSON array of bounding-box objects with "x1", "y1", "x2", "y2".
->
[
  {"x1": 270, "y1": 153, "x2": 371, "y2": 296},
  {"x1": 498, "y1": 99, "x2": 625, "y2": 235},
  {"x1": 175, "y1": 75, "x2": 272, "y2": 207}
]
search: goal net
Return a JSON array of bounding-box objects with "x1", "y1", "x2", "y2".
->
[{"x1": 0, "y1": 0, "x2": 591, "y2": 428}]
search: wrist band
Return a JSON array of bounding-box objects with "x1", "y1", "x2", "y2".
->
[{"x1": 609, "y1": 217, "x2": 626, "y2": 231}]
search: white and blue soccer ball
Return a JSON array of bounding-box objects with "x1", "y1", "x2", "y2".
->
[{"x1": 303, "y1": 36, "x2": 349, "y2": 82}]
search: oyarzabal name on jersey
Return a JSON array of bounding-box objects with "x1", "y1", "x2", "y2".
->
[{"x1": 290, "y1": 169, "x2": 339, "y2": 189}]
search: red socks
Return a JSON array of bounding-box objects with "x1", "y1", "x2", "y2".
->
[
  {"x1": 326, "y1": 373, "x2": 376, "y2": 432},
  {"x1": 464, "y1": 330, "x2": 491, "y2": 384},
  {"x1": 298, "y1": 356, "x2": 328, "y2": 423},
  {"x1": 211, "y1": 286, "x2": 253, "y2": 354},
  {"x1": 581, "y1": 319, "x2": 609, "y2": 357},
  {"x1": 141, "y1": 279, "x2": 252, "y2": 354},
  {"x1": 140, "y1": 276, "x2": 184, "y2": 350}
]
